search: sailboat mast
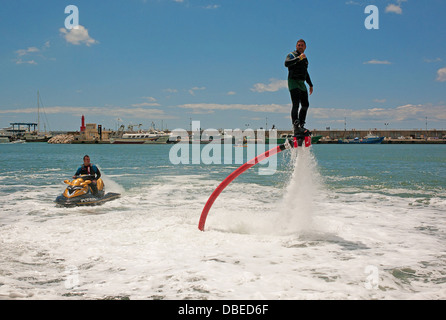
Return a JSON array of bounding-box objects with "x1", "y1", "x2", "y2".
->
[{"x1": 37, "y1": 90, "x2": 40, "y2": 133}]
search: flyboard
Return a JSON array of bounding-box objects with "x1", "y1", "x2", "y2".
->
[{"x1": 198, "y1": 130, "x2": 312, "y2": 231}]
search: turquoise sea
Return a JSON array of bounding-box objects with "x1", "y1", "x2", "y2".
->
[{"x1": 0, "y1": 142, "x2": 445, "y2": 299}]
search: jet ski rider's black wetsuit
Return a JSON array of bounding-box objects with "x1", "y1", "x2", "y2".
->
[
  {"x1": 284, "y1": 51, "x2": 313, "y2": 130},
  {"x1": 74, "y1": 164, "x2": 101, "y2": 195}
]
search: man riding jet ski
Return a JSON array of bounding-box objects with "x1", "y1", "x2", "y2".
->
[
  {"x1": 55, "y1": 155, "x2": 120, "y2": 207},
  {"x1": 73, "y1": 154, "x2": 101, "y2": 195}
]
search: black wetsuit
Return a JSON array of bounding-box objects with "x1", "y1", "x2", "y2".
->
[
  {"x1": 74, "y1": 164, "x2": 101, "y2": 195},
  {"x1": 284, "y1": 51, "x2": 313, "y2": 128}
]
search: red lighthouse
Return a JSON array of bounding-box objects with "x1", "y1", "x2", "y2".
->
[{"x1": 80, "y1": 115, "x2": 86, "y2": 132}]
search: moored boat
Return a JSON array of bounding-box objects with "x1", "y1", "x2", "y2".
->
[
  {"x1": 110, "y1": 131, "x2": 170, "y2": 144},
  {"x1": 24, "y1": 132, "x2": 52, "y2": 142},
  {"x1": 338, "y1": 132, "x2": 384, "y2": 144},
  {"x1": 24, "y1": 91, "x2": 52, "y2": 142}
]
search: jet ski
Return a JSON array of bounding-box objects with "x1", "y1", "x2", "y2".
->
[{"x1": 55, "y1": 174, "x2": 120, "y2": 207}]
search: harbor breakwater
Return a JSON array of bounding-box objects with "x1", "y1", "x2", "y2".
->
[{"x1": 45, "y1": 129, "x2": 446, "y2": 144}]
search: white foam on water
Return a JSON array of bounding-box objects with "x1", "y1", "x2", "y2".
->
[
  {"x1": 0, "y1": 150, "x2": 445, "y2": 300},
  {"x1": 101, "y1": 175, "x2": 125, "y2": 194},
  {"x1": 273, "y1": 147, "x2": 322, "y2": 235}
]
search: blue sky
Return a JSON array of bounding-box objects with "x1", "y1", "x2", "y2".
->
[{"x1": 1, "y1": 0, "x2": 445, "y2": 131}]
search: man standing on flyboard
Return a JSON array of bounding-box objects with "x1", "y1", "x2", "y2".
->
[{"x1": 285, "y1": 39, "x2": 314, "y2": 137}]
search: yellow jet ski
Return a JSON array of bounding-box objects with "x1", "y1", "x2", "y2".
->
[{"x1": 55, "y1": 175, "x2": 120, "y2": 207}]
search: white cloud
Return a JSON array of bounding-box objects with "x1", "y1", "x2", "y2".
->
[
  {"x1": 203, "y1": 4, "x2": 220, "y2": 9},
  {"x1": 363, "y1": 59, "x2": 392, "y2": 65},
  {"x1": 188, "y1": 86, "x2": 206, "y2": 95},
  {"x1": 0, "y1": 106, "x2": 175, "y2": 119},
  {"x1": 131, "y1": 96, "x2": 160, "y2": 106},
  {"x1": 16, "y1": 47, "x2": 40, "y2": 57},
  {"x1": 59, "y1": 25, "x2": 98, "y2": 46},
  {"x1": 424, "y1": 57, "x2": 442, "y2": 63},
  {"x1": 15, "y1": 59, "x2": 37, "y2": 65},
  {"x1": 14, "y1": 42, "x2": 51, "y2": 65},
  {"x1": 385, "y1": 4, "x2": 402, "y2": 14},
  {"x1": 311, "y1": 103, "x2": 446, "y2": 123},
  {"x1": 250, "y1": 78, "x2": 288, "y2": 93},
  {"x1": 436, "y1": 67, "x2": 446, "y2": 82},
  {"x1": 176, "y1": 102, "x2": 446, "y2": 124},
  {"x1": 4, "y1": 101, "x2": 445, "y2": 127},
  {"x1": 177, "y1": 103, "x2": 289, "y2": 114},
  {"x1": 386, "y1": 0, "x2": 407, "y2": 14},
  {"x1": 131, "y1": 102, "x2": 161, "y2": 107},
  {"x1": 227, "y1": 91, "x2": 236, "y2": 95}
]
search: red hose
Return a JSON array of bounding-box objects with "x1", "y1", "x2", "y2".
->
[{"x1": 198, "y1": 145, "x2": 282, "y2": 231}]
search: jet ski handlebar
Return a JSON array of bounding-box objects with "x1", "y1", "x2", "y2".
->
[
  {"x1": 65, "y1": 175, "x2": 96, "y2": 185},
  {"x1": 73, "y1": 174, "x2": 96, "y2": 181}
]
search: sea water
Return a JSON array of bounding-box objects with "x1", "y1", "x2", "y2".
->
[{"x1": 0, "y1": 143, "x2": 445, "y2": 299}]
